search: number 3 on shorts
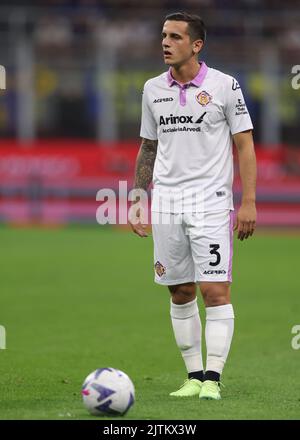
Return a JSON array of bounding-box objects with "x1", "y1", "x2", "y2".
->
[{"x1": 209, "y1": 244, "x2": 221, "y2": 266}]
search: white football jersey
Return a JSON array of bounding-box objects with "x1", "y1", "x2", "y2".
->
[{"x1": 140, "y1": 62, "x2": 253, "y2": 212}]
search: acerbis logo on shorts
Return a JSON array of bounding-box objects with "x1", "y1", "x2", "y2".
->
[
  {"x1": 153, "y1": 97, "x2": 174, "y2": 103},
  {"x1": 203, "y1": 270, "x2": 226, "y2": 275}
]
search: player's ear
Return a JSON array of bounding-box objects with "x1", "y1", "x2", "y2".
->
[{"x1": 193, "y1": 39, "x2": 204, "y2": 54}]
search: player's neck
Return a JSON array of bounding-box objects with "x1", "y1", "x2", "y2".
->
[{"x1": 170, "y1": 60, "x2": 201, "y2": 85}]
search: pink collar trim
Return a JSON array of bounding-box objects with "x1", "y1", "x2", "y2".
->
[{"x1": 167, "y1": 62, "x2": 208, "y2": 88}]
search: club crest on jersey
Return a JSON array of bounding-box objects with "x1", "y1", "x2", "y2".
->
[
  {"x1": 196, "y1": 91, "x2": 212, "y2": 106},
  {"x1": 155, "y1": 261, "x2": 166, "y2": 277}
]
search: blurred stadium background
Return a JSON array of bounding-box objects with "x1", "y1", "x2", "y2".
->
[
  {"x1": 0, "y1": 0, "x2": 300, "y2": 421},
  {"x1": 0, "y1": 0, "x2": 299, "y2": 226}
]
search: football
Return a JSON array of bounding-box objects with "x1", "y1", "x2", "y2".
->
[{"x1": 81, "y1": 368, "x2": 135, "y2": 416}]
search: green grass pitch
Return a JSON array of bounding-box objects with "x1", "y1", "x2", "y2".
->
[{"x1": 0, "y1": 226, "x2": 299, "y2": 420}]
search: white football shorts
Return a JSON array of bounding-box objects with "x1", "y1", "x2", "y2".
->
[{"x1": 152, "y1": 210, "x2": 234, "y2": 285}]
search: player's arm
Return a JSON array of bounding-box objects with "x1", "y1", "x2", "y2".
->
[
  {"x1": 129, "y1": 138, "x2": 158, "y2": 237},
  {"x1": 233, "y1": 129, "x2": 257, "y2": 241},
  {"x1": 134, "y1": 138, "x2": 158, "y2": 190}
]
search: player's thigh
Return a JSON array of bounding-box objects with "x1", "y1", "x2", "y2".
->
[
  {"x1": 188, "y1": 210, "x2": 234, "y2": 283},
  {"x1": 151, "y1": 212, "x2": 194, "y2": 285}
]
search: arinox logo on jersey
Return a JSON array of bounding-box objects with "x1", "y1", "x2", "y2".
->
[{"x1": 159, "y1": 112, "x2": 207, "y2": 126}]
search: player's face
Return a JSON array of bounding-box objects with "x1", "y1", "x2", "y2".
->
[{"x1": 162, "y1": 20, "x2": 199, "y2": 67}]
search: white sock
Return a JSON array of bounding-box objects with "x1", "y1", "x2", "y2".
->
[
  {"x1": 205, "y1": 304, "x2": 235, "y2": 375},
  {"x1": 170, "y1": 298, "x2": 203, "y2": 374}
]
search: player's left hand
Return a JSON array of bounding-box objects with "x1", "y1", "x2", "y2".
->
[
  {"x1": 234, "y1": 202, "x2": 256, "y2": 241},
  {"x1": 128, "y1": 202, "x2": 148, "y2": 237}
]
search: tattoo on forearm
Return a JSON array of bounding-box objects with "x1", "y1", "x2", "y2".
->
[{"x1": 134, "y1": 138, "x2": 158, "y2": 190}]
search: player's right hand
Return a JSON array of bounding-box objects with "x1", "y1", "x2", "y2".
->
[
  {"x1": 234, "y1": 202, "x2": 256, "y2": 240},
  {"x1": 128, "y1": 203, "x2": 148, "y2": 237}
]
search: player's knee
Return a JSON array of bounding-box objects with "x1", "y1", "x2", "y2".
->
[
  {"x1": 205, "y1": 296, "x2": 228, "y2": 307},
  {"x1": 200, "y1": 282, "x2": 230, "y2": 307},
  {"x1": 168, "y1": 282, "x2": 196, "y2": 305}
]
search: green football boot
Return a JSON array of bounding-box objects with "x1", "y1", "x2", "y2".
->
[
  {"x1": 169, "y1": 378, "x2": 202, "y2": 397},
  {"x1": 199, "y1": 380, "x2": 222, "y2": 400}
]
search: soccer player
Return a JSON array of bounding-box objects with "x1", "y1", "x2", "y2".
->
[{"x1": 129, "y1": 12, "x2": 256, "y2": 400}]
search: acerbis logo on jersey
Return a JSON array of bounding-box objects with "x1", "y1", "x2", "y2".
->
[
  {"x1": 159, "y1": 112, "x2": 207, "y2": 126},
  {"x1": 153, "y1": 97, "x2": 174, "y2": 103}
]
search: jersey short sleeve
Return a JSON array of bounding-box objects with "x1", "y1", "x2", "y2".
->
[
  {"x1": 140, "y1": 83, "x2": 158, "y2": 140},
  {"x1": 224, "y1": 76, "x2": 253, "y2": 135}
]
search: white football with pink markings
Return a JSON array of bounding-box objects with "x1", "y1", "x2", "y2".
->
[{"x1": 81, "y1": 368, "x2": 135, "y2": 416}]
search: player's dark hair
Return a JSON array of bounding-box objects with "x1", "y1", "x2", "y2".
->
[{"x1": 164, "y1": 12, "x2": 206, "y2": 43}]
